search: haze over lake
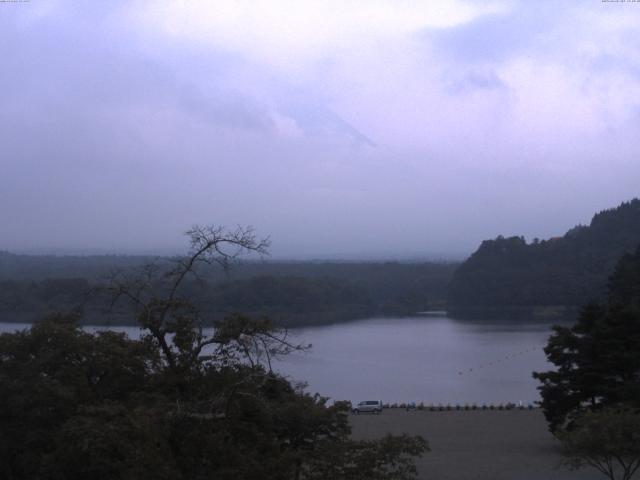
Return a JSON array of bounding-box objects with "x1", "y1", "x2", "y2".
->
[{"x1": 1, "y1": 314, "x2": 554, "y2": 405}]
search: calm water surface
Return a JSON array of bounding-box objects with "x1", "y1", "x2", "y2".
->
[
  {"x1": 274, "y1": 315, "x2": 556, "y2": 405},
  {"x1": 0, "y1": 315, "x2": 557, "y2": 405}
]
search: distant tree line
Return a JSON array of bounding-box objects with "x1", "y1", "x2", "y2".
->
[
  {"x1": 0, "y1": 253, "x2": 457, "y2": 327},
  {"x1": 448, "y1": 199, "x2": 640, "y2": 315}
]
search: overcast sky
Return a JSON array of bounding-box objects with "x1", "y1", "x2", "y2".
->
[{"x1": 1, "y1": 0, "x2": 639, "y2": 258}]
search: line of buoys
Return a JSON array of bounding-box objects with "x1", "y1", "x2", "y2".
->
[
  {"x1": 376, "y1": 402, "x2": 537, "y2": 411},
  {"x1": 457, "y1": 345, "x2": 541, "y2": 376}
]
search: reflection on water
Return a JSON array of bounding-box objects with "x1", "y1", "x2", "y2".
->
[{"x1": 0, "y1": 315, "x2": 561, "y2": 405}]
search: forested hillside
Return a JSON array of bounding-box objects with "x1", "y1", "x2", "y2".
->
[
  {"x1": 448, "y1": 199, "x2": 640, "y2": 315},
  {"x1": 0, "y1": 255, "x2": 457, "y2": 326}
]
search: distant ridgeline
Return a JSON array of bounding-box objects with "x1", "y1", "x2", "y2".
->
[{"x1": 448, "y1": 199, "x2": 640, "y2": 318}]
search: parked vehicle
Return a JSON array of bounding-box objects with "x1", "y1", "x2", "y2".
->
[{"x1": 352, "y1": 400, "x2": 383, "y2": 414}]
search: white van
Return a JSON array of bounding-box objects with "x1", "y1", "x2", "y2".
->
[{"x1": 352, "y1": 400, "x2": 383, "y2": 414}]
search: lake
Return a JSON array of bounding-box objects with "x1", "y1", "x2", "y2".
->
[{"x1": 0, "y1": 314, "x2": 558, "y2": 406}]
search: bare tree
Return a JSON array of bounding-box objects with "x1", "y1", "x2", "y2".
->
[{"x1": 107, "y1": 225, "x2": 307, "y2": 372}]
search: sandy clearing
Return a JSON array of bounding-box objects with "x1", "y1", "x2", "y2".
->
[{"x1": 350, "y1": 409, "x2": 603, "y2": 480}]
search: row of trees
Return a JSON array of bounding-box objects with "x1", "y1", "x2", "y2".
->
[
  {"x1": 0, "y1": 275, "x2": 374, "y2": 327},
  {"x1": 0, "y1": 226, "x2": 427, "y2": 480}
]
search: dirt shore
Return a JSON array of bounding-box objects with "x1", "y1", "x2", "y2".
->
[{"x1": 350, "y1": 409, "x2": 602, "y2": 480}]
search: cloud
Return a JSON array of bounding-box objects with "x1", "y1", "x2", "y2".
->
[
  {"x1": 2, "y1": 1, "x2": 640, "y2": 257},
  {"x1": 125, "y1": 1, "x2": 506, "y2": 69},
  {"x1": 427, "y1": 2, "x2": 552, "y2": 63}
]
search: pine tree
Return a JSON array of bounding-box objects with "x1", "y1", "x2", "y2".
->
[{"x1": 533, "y1": 245, "x2": 640, "y2": 432}]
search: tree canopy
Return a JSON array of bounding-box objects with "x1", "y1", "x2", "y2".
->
[
  {"x1": 0, "y1": 254, "x2": 457, "y2": 327},
  {"x1": 0, "y1": 225, "x2": 428, "y2": 480},
  {"x1": 533, "y1": 245, "x2": 640, "y2": 432},
  {"x1": 558, "y1": 407, "x2": 640, "y2": 480}
]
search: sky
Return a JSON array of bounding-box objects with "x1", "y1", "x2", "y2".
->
[{"x1": 1, "y1": 0, "x2": 640, "y2": 259}]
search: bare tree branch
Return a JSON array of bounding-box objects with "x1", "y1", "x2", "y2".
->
[{"x1": 103, "y1": 225, "x2": 308, "y2": 374}]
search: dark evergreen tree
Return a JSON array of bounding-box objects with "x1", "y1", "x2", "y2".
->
[{"x1": 533, "y1": 245, "x2": 640, "y2": 432}]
